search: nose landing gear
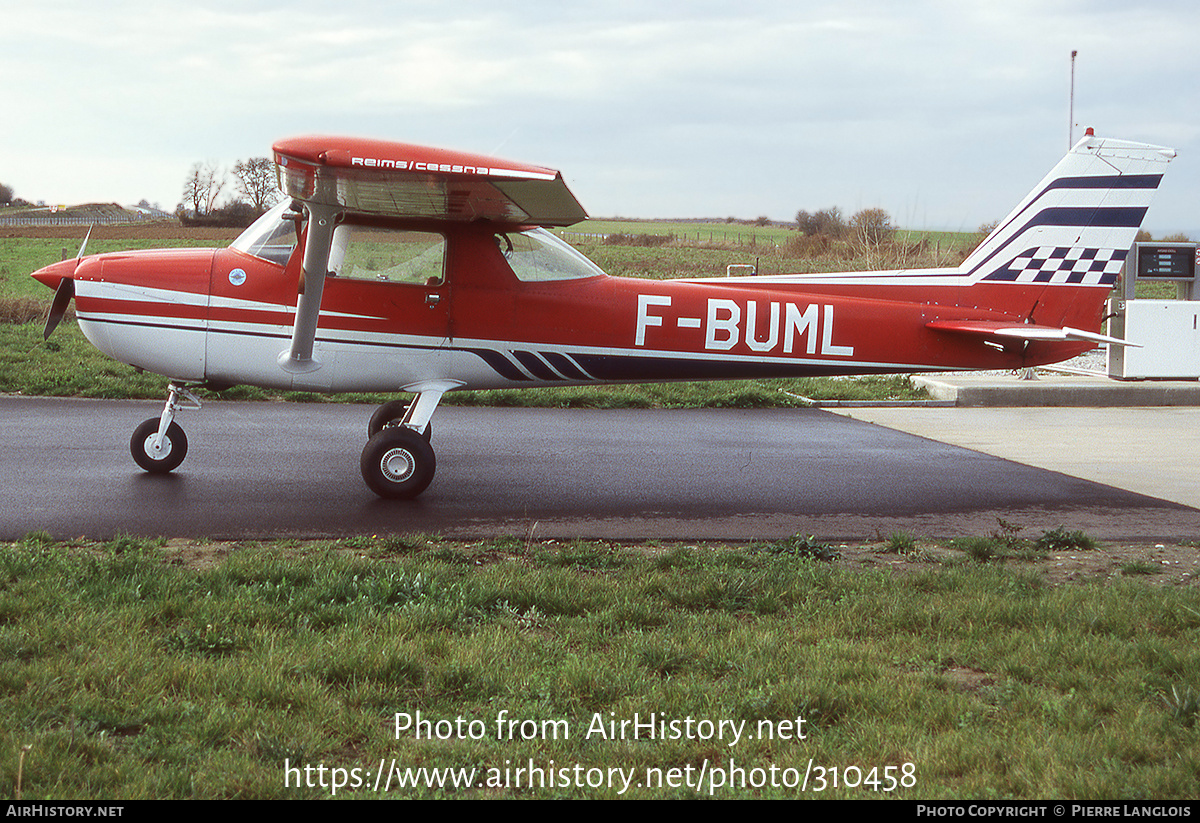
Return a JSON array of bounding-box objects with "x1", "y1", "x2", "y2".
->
[{"x1": 130, "y1": 383, "x2": 201, "y2": 474}]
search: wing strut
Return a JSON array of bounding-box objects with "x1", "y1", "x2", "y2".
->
[{"x1": 278, "y1": 199, "x2": 339, "y2": 373}]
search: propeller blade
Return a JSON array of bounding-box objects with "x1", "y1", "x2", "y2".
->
[
  {"x1": 43, "y1": 277, "x2": 74, "y2": 340},
  {"x1": 77, "y1": 224, "x2": 93, "y2": 259}
]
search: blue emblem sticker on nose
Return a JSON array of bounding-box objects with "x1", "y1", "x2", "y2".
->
[{"x1": 229, "y1": 268, "x2": 247, "y2": 286}]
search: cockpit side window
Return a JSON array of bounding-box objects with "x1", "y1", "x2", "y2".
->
[{"x1": 328, "y1": 225, "x2": 446, "y2": 286}]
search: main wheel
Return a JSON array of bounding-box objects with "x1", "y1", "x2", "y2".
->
[
  {"x1": 368, "y1": 400, "x2": 431, "y2": 441},
  {"x1": 360, "y1": 428, "x2": 436, "y2": 499},
  {"x1": 130, "y1": 418, "x2": 188, "y2": 474}
]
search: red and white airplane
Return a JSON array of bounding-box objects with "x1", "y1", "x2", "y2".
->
[{"x1": 32, "y1": 130, "x2": 1176, "y2": 498}]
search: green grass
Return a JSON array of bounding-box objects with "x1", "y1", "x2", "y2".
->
[
  {"x1": 2, "y1": 534, "x2": 1198, "y2": 799},
  {"x1": 567, "y1": 233, "x2": 855, "y2": 280},
  {"x1": 560, "y1": 220, "x2": 981, "y2": 279},
  {"x1": 0, "y1": 322, "x2": 168, "y2": 398},
  {"x1": 0, "y1": 237, "x2": 222, "y2": 299},
  {"x1": 439, "y1": 374, "x2": 926, "y2": 409}
]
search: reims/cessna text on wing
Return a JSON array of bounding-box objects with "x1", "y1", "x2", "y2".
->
[{"x1": 31, "y1": 131, "x2": 1177, "y2": 498}]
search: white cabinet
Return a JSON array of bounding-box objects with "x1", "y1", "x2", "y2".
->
[{"x1": 1109, "y1": 300, "x2": 1200, "y2": 379}]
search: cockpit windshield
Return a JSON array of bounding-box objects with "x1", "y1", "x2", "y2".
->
[{"x1": 230, "y1": 200, "x2": 300, "y2": 265}]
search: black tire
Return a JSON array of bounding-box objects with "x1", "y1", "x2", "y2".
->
[
  {"x1": 130, "y1": 418, "x2": 188, "y2": 474},
  {"x1": 360, "y1": 428, "x2": 436, "y2": 499},
  {"x1": 367, "y1": 399, "x2": 409, "y2": 438},
  {"x1": 368, "y1": 400, "x2": 431, "y2": 441}
]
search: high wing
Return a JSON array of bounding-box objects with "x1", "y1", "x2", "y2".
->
[
  {"x1": 272, "y1": 135, "x2": 587, "y2": 225},
  {"x1": 271, "y1": 136, "x2": 588, "y2": 374}
]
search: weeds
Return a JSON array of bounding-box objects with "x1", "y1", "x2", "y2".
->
[
  {"x1": 1036, "y1": 527, "x2": 1097, "y2": 553},
  {"x1": 951, "y1": 535, "x2": 1000, "y2": 563},
  {"x1": 0, "y1": 296, "x2": 51, "y2": 324},
  {"x1": 884, "y1": 531, "x2": 918, "y2": 555},
  {"x1": 162, "y1": 623, "x2": 245, "y2": 657},
  {"x1": 1163, "y1": 685, "x2": 1200, "y2": 727},
  {"x1": 1120, "y1": 561, "x2": 1159, "y2": 576},
  {"x1": 949, "y1": 520, "x2": 1047, "y2": 563},
  {"x1": 752, "y1": 533, "x2": 840, "y2": 561}
]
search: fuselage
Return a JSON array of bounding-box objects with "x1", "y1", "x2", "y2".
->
[{"x1": 31, "y1": 209, "x2": 1099, "y2": 395}]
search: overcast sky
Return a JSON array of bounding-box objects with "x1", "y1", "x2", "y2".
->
[{"x1": 3, "y1": 0, "x2": 1197, "y2": 234}]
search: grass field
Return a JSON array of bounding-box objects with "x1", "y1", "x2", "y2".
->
[{"x1": 3, "y1": 532, "x2": 1198, "y2": 799}]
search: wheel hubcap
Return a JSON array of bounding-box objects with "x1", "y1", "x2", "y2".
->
[
  {"x1": 381, "y1": 447, "x2": 415, "y2": 483},
  {"x1": 144, "y1": 434, "x2": 172, "y2": 459}
]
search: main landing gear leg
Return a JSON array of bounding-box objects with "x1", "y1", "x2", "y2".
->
[
  {"x1": 367, "y1": 397, "x2": 431, "y2": 441},
  {"x1": 130, "y1": 382, "x2": 201, "y2": 474},
  {"x1": 361, "y1": 389, "x2": 445, "y2": 499}
]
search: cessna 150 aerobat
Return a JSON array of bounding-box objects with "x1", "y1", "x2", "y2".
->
[{"x1": 31, "y1": 131, "x2": 1176, "y2": 498}]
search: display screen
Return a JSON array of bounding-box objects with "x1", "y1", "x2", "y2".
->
[{"x1": 1136, "y1": 244, "x2": 1197, "y2": 280}]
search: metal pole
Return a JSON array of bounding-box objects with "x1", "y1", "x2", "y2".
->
[{"x1": 1069, "y1": 50, "x2": 1078, "y2": 149}]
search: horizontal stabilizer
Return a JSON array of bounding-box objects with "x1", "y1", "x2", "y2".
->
[
  {"x1": 273, "y1": 136, "x2": 587, "y2": 226},
  {"x1": 926, "y1": 319, "x2": 1138, "y2": 347}
]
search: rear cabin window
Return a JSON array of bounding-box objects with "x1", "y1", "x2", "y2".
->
[{"x1": 499, "y1": 228, "x2": 606, "y2": 282}]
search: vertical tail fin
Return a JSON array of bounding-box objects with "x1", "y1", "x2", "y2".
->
[{"x1": 961, "y1": 133, "x2": 1176, "y2": 287}]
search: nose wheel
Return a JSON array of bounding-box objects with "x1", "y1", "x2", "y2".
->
[
  {"x1": 131, "y1": 418, "x2": 188, "y2": 473},
  {"x1": 130, "y1": 382, "x2": 200, "y2": 474}
]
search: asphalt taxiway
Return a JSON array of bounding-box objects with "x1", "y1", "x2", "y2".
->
[{"x1": 2, "y1": 394, "x2": 1198, "y2": 541}]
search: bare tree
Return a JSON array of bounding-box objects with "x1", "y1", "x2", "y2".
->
[
  {"x1": 849, "y1": 208, "x2": 897, "y2": 270},
  {"x1": 182, "y1": 166, "x2": 204, "y2": 216},
  {"x1": 850, "y1": 208, "x2": 894, "y2": 245},
  {"x1": 232, "y1": 157, "x2": 280, "y2": 213},
  {"x1": 181, "y1": 162, "x2": 226, "y2": 217}
]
